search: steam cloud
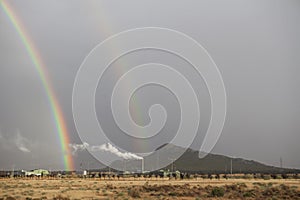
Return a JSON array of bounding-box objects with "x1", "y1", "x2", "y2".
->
[
  {"x1": 69, "y1": 142, "x2": 143, "y2": 160},
  {"x1": 0, "y1": 129, "x2": 31, "y2": 153},
  {"x1": 15, "y1": 131, "x2": 31, "y2": 153}
]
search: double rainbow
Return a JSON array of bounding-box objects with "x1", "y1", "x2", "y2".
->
[{"x1": 1, "y1": 1, "x2": 74, "y2": 171}]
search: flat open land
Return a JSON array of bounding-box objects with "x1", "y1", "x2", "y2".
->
[{"x1": 0, "y1": 178, "x2": 300, "y2": 199}]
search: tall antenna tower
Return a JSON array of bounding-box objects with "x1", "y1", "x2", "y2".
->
[
  {"x1": 168, "y1": 158, "x2": 175, "y2": 172},
  {"x1": 156, "y1": 152, "x2": 159, "y2": 170},
  {"x1": 123, "y1": 160, "x2": 126, "y2": 172},
  {"x1": 230, "y1": 159, "x2": 233, "y2": 175}
]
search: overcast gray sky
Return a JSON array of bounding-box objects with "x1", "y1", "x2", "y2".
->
[{"x1": 0, "y1": 0, "x2": 300, "y2": 170}]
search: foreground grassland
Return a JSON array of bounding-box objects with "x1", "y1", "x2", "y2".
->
[{"x1": 0, "y1": 178, "x2": 300, "y2": 199}]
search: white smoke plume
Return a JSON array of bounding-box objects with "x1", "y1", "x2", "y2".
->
[
  {"x1": 69, "y1": 142, "x2": 143, "y2": 160},
  {"x1": 69, "y1": 142, "x2": 89, "y2": 154},
  {"x1": 14, "y1": 130, "x2": 31, "y2": 153},
  {"x1": 0, "y1": 128, "x2": 31, "y2": 153}
]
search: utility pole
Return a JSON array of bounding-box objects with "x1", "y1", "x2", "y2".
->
[
  {"x1": 123, "y1": 160, "x2": 126, "y2": 172},
  {"x1": 11, "y1": 164, "x2": 15, "y2": 178},
  {"x1": 156, "y1": 151, "x2": 159, "y2": 170},
  {"x1": 168, "y1": 158, "x2": 175, "y2": 172},
  {"x1": 230, "y1": 159, "x2": 233, "y2": 175}
]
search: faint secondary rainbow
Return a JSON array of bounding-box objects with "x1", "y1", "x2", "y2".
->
[
  {"x1": 89, "y1": 1, "x2": 145, "y2": 151},
  {"x1": 0, "y1": 1, "x2": 74, "y2": 171}
]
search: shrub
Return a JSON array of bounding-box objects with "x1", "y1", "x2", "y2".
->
[
  {"x1": 6, "y1": 197, "x2": 16, "y2": 200},
  {"x1": 128, "y1": 188, "x2": 141, "y2": 198},
  {"x1": 117, "y1": 192, "x2": 124, "y2": 197},
  {"x1": 211, "y1": 187, "x2": 225, "y2": 197},
  {"x1": 201, "y1": 175, "x2": 208, "y2": 179},
  {"x1": 53, "y1": 195, "x2": 70, "y2": 200},
  {"x1": 267, "y1": 182, "x2": 273, "y2": 187},
  {"x1": 275, "y1": 174, "x2": 282, "y2": 179},
  {"x1": 243, "y1": 174, "x2": 253, "y2": 179},
  {"x1": 243, "y1": 191, "x2": 254, "y2": 197},
  {"x1": 281, "y1": 174, "x2": 288, "y2": 179},
  {"x1": 293, "y1": 174, "x2": 300, "y2": 179},
  {"x1": 168, "y1": 192, "x2": 176, "y2": 196},
  {"x1": 262, "y1": 175, "x2": 271, "y2": 180},
  {"x1": 106, "y1": 183, "x2": 114, "y2": 189}
]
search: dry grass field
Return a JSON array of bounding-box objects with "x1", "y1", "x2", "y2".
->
[{"x1": 0, "y1": 178, "x2": 300, "y2": 200}]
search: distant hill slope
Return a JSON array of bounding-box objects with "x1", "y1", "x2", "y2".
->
[{"x1": 111, "y1": 144, "x2": 300, "y2": 174}]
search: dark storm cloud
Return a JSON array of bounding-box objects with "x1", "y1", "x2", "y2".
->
[{"x1": 0, "y1": 0, "x2": 300, "y2": 169}]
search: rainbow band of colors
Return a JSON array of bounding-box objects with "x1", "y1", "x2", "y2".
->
[{"x1": 1, "y1": 1, "x2": 74, "y2": 171}]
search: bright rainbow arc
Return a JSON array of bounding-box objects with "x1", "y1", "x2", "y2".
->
[{"x1": 1, "y1": 1, "x2": 74, "y2": 171}]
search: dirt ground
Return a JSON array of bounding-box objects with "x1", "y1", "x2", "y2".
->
[{"x1": 0, "y1": 178, "x2": 300, "y2": 199}]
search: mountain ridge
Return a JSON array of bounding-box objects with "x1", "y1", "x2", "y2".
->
[{"x1": 111, "y1": 143, "x2": 300, "y2": 174}]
